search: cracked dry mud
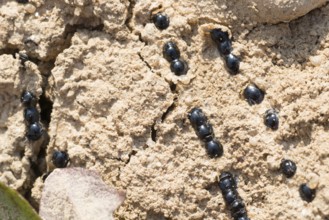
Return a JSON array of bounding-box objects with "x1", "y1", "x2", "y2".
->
[{"x1": 1, "y1": 0, "x2": 329, "y2": 220}]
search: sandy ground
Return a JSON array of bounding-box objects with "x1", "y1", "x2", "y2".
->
[{"x1": 0, "y1": 0, "x2": 329, "y2": 219}]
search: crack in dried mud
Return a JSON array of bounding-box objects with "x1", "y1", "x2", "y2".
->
[
  {"x1": 22, "y1": 22, "x2": 104, "y2": 206},
  {"x1": 124, "y1": 0, "x2": 135, "y2": 32}
]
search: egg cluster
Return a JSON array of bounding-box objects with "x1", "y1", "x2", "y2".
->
[
  {"x1": 21, "y1": 91, "x2": 69, "y2": 169},
  {"x1": 188, "y1": 108, "x2": 223, "y2": 158},
  {"x1": 210, "y1": 29, "x2": 240, "y2": 75},
  {"x1": 151, "y1": 11, "x2": 318, "y2": 217},
  {"x1": 163, "y1": 41, "x2": 188, "y2": 76},
  {"x1": 152, "y1": 12, "x2": 189, "y2": 76},
  {"x1": 219, "y1": 172, "x2": 250, "y2": 220},
  {"x1": 279, "y1": 159, "x2": 316, "y2": 202},
  {"x1": 21, "y1": 91, "x2": 44, "y2": 141}
]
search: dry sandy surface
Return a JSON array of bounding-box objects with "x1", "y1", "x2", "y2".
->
[{"x1": 1, "y1": 0, "x2": 329, "y2": 219}]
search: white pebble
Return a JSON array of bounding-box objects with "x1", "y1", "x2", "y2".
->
[
  {"x1": 309, "y1": 55, "x2": 324, "y2": 66},
  {"x1": 25, "y1": 4, "x2": 36, "y2": 14}
]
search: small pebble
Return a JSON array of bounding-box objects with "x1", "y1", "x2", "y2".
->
[
  {"x1": 205, "y1": 139, "x2": 223, "y2": 158},
  {"x1": 152, "y1": 13, "x2": 170, "y2": 30},
  {"x1": 225, "y1": 54, "x2": 240, "y2": 75},
  {"x1": 299, "y1": 183, "x2": 316, "y2": 202},
  {"x1": 308, "y1": 174, "x2": 320, "y2": 189},
  {"x1": 52, "y1": 151, "x2": 70, "y2": 168},
  {"x1": 280, "y1": 159, "x2": 297, "y2": 178},
  {"x1": 21, "y1": 91, "x2": 36, "y2": 107},
  {"x1": 243, "y1": 84, "x2": 265, "y2": 105},
  {"x1": 264, "y1": 109, "x2": 279, "y2": 130},
  {"x1": 24, "y1": 107, "x2": 40, "y2": 125},
  {"x1": 25, "y1": 4, "x2": 36, "y2": 14},
  {"x1": 163, "y1": 42, "x2": 180, "y2": 62},
  {"x1": 26, "y1": 122, "x2": 43, "y2": 141},
  {"x1": 309, "y1": 55, "x2": 324, "y2": 67},
  {"x1": 170, "y1": 59, "x2": 188, "y2": 76}
]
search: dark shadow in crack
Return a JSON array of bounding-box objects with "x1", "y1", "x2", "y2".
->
[{"x1": 38, "y1": 92, "x2": 53, "y2": 127}]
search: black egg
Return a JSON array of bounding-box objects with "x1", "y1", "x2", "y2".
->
[
  {"x1": 21, "y1": 91, "x2": 36, "y2": 107},
  {"x1": 170, "y1": 59, "x2": 187, "y2": 76},
  {"x1": 163, "y1": 42, "x2": 180, "y2": 62},
  {"x1": 210, "y1": 28, "x2": 230, "y2": 44},
  {"x1": 243, "y1": 84, "x2": 264, "y2": 105},
  {"x1": 218, "y1": 40, "x2": 232, "y2": 56},
  {"x1": 196, "y1": 122, "x2": 213, "y2": 141},
  {"x1": 235, "y1": 215, "x2": 250, "y2": 220},
  {"x1": 205, "y1": 139, "x2": 223, "y2": 158},
  {"x1": 264, "y1": 109, "x2": 279, "y2": 130},
  {"x1": 26, "y1": 122, "x2": 43, "y2": 141},
  {"x1": 299, "y1": 184, "x2": 316, "y2": 202},
  {"x1": 220, "y1": 171, "x2": 234, "y2": 181},
  {"x1": 152, "y1": 13, "x2": 169, "y2": 30},
  {"x1": 223, "y1": 189, "x2": 238, "y2": 205},
  {"x1": 24, "y1": 107, "x2": 40, "y2": 125},
  {"x1": 225, "y1": 54, "x2": 240, "y2": 75},
  {"x1": 219, "y1": 172, "x2": 236, "y2": 193},
  {"x1": 188, "y1": 108, "x2": 207, "y2": 128},
  {"x1": 230, "y1": 199, "x2": 247, "y2": 218},
  {"x1": 18, "y1": 53, "x2": 29, "y2": 65},
  {"x1": 280, "y1": 159, "x2": 297, "y2": 178},
  {"x1": 16, "y1": 0, "x2": 29, "y2": 3},
  {"x1": 52, "y1": 151, "x2": 70, "y2": 168}
]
